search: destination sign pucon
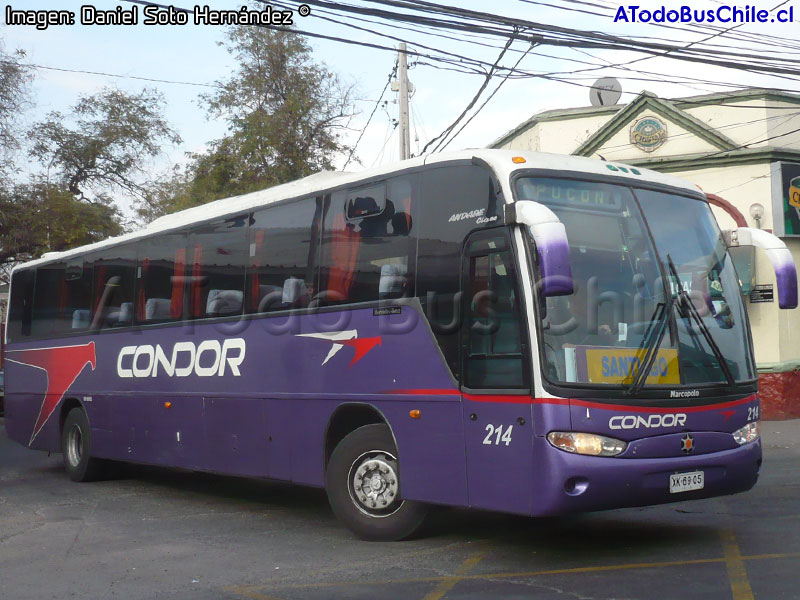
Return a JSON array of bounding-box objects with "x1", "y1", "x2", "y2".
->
[{"x1": 519, "y1": 181, "x2": 622, "y2": 209}]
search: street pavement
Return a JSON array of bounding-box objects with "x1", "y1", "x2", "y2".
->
[{"x1": 1, "y1": 418, "x2": 799, "y2": 599}]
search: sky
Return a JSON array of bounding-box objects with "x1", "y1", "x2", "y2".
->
[{"x1": 3, "y1": 0, "x2": 798, "y2": 216}]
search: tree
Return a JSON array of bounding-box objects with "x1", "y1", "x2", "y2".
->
[
  {"x1": 0, "y1": 38, "x2": 33, "y2": 175},
  {"x1": 28, "y1": 88, "x2": 182, "y2": 204},
  {"x1": 0, "y1": 182, "x2": 124, "y2": 282},
  {"x1": 148, "y1": 24, "x2": 355, "y2": 215}
]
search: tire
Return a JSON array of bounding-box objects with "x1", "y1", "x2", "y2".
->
[
  {"x1": 325, "y1": 424, "x2": 428, "y2": 541},
  {"x1": 61, "y1": 407, "x2": 103, "y2": 482}
]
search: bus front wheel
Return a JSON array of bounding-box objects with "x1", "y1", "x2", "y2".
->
[
  {"x1": 61, "y1": 407, "x2": 103, "y2": 482},
  {"x1": 325, "y1": 424, "x2": 428, "y2": 541}
]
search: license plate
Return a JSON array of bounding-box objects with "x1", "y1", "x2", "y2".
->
[{"x1": 669, "y1": 471, "x2": 704, "y2": 494}]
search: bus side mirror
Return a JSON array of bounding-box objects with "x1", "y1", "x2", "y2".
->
[
  {"x1": 507, "y1": 201, "x2": 574, "y2": 297},
  {"x1": 723, "y1": 227, "x2": 798, "y2": 309}
]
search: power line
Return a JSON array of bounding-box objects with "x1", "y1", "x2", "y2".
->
[
  {"x1": 122, "y1": 0, "x2": 800, "y2": 95},
  {"x1": 0, "y1": 59, "x2": 223, "y2": 89},
  {"x1": 646, "y1": 123, "x2": 800, "y2": 172},
  {"x1": 423, "y1": 33, "x2": 517, "y2": 154},
  {"x1": 591, "y1": 109, "x2": 800, "y2": 155},
  {"x1": 343, "y1": 62, "x2": 398, "y2": 168},
  {"x1": 439, "y1": 41, "x2": 537, "y2": 151},
  {"x1": 354, "y1": 0, "x2": 800, "y2": 68},
  {"x1": 276, "y1": 0, "x2": 800, "y2": 76}
]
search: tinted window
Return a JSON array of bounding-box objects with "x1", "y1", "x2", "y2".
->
[
  {"x1": 188, "y1": 215, "x2": 248, "y2": 319},
  {"x1": 346, "y1": 183, "x2": 386, "y2": 219},
  {"x1": 31, "y1": 263, "x2": 63, "y2": 337},
  {"x1": 463, "y1": 234, "x2": 526, "y2": 389},
  {"x1": 247, "y1": 198, "x2": 322, "y2": 313},
  {"x1": 320, "y1": 175, "x2": 417, "y2": 305},
  {"x1": 90, "y1": 245, "x2": 137, "y2": 329},
  {"x1": 136, "y1": 234, "x2": 188, "y2": 323},
  {"x1": 417, "y1": 164, "x2": 502, "y2": 377},
  {"x1": 29, "y1": 260, "x2": 94, "y2": 337},
  {"x1": 7, "y1": 269, "x2": 34, "y2": 342},
  {"x1": 55, "y1": 260, "x2": 94, "y2": 334}
]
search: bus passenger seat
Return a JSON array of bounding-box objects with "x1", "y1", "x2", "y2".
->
[
  {"x1": 257, "y1": 285, "x2": 283, "y2": 311},
  {"x1": 145, "y1": 298, "x2": 172, "y2": 321},
  {"x1": 379, "y1": 263, "x2": 407, "y2": 299},
  {"x1": 282, "y1": 278, "x2": 307, "y2": 305},
  {"x1": 118, "y1": 302, "x2": 133, "y2": 325},
  {"x1": 207, "y1": 289, "x2": 243, "y2": 316},
  {"x1": 72, "y1": 309, "x2": 90, "y2": 329}
]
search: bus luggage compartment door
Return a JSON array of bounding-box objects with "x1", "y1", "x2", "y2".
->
[{"x1": 462, "y1": 398, "x2": 534, "y2": 515}]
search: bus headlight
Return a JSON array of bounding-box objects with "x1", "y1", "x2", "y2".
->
[
  {"x1": 732, "y1": 422, "x2": 759, "y2": 445},
  {"x1": 547, "y1": 432, "x2": 627, "y2": 457}
]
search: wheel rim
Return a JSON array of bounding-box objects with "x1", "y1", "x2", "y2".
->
[
  {"x1": 348, "y1": 450, "x2": 403, "y2": 517},
  {"x1": 66, "y1": 425, "x2": 83, "y2": 468}
]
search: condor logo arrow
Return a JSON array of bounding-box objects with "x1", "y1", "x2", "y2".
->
[
  {"x1": 296, "y1": 330, "x2": 381, "y2": 368},
  {"x1": 5, "y1": 342, "x2": 96, "y2": 445}
]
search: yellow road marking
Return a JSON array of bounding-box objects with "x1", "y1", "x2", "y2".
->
[
  {"x1": 720, "y1": 529, "x2": 755, "y2": 600},
  {"x1": 225, "y1": 550, "x2": 800, "y2": 596},
  {"x1": 422, "y1": 551, "x2": 486, "y2": 600},
  {"x1": 226, "y1": 587, "x2": 286, "y2": 600}
]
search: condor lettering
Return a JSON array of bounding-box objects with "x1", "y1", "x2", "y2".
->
[
  {"x1": 609, "y1": 413, "x2": 687, "y2": 430},
  {"x1": 117, "y1": 338, "x2": 246, "y2": 378}
]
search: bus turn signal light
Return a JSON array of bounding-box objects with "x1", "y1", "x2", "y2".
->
[
  {"x1": 164, "y1": 401, "x2": 172, "y2": 409},
  {"x1": 512, "y1": 156, "x2": 526, "y2": 164},
  {"x1": 409, "y1": 409, "x2": 421, "y2": 419}
]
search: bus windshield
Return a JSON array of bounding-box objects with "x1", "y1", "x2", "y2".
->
[{"x1": 516, "y1": 177, "x2": 755, "y2": 391}]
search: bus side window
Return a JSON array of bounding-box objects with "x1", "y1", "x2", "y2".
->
[
  {"x1": 318, "y1": 175, "x2": 417, "y2": 306},
  {"x1": 30, "y1": 260, "x2": 93, "y2": 336},
  {"x1": 135, "y1": 234, "x2": 188, "y2": 323},
  {"x1": 417, "y1": 164, "x2": 502, "y2": 380},
  {"x1": 246, "y1": 197, "x2": 321, "y2": 313},
  {"x1": 90, "y1": 244, "x2": 137, "y2": 329},
  {"x1": 30, "y1": 263, "x2": 65, "y2": 338},
  {"x1": 7, "y1": 269, "x2": 34, "y2": 341},
  {"x1": 188, "y1": 215, "x2": 248, "y2": 320},
  {"x1": 55, "y1": 260, "x2": 94, "y2": 334}
]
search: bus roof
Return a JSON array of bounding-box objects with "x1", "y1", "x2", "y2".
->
[{"x1": 12, "y1": 149, "x2": 701, "y2": 271}]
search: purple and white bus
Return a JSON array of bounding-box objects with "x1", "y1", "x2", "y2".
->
[{"x1": 4, "y1": 150, "x2": 797, "y2": 540}]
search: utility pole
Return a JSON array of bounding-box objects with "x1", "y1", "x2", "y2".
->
[{"x1": 397, "y1": 43, "x2": 411, "y2": 160}]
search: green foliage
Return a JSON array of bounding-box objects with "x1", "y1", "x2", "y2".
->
[
  {"x1": 0, "y1": 38, "x2": 33, "y2": 175},
  {"x1": 29, "y1": 87, "x2": 182, "y2": 203},
  {"x1": 140, "y1": 25, "x2": 355, "y2": 219},
  {"x1": 0, "y1": 182, "x2": 124, "y2": 281}
]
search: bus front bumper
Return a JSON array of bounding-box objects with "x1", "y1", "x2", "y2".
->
[{"x1": 530, "y1": 436, "x2": 762, "y2": 516}]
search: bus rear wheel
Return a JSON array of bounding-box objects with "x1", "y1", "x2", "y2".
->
[
  {"x1": 61, "y1": 407, "x2": 103, "y2": 482},
  {"x1": 325, "y1": 424, "x2": 428, "y2": 541}
]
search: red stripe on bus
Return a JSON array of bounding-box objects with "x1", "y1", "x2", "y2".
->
[
  {"x1": 382, "y1": 389, "x2": 756, "y2": 412},
  {"x1": 568, "y1": 395, "x2": 756, "y2": 414},
  {"x1": 463, "y1": 393, "x2": 540, "y2": 404},
  {"x1": 387, "y1": 388, "x2": 460, "y2": 396}
]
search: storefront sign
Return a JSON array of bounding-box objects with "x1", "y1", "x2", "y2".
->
[{"x1": 771, "y1": 162, "x2": 800, "y2": 237}]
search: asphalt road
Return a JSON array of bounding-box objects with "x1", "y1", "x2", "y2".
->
[{"x1": 1, "y1": 418, "x2": 799, "y2": 600}]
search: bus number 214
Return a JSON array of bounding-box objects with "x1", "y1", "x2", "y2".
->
[{"x1": 483, "y1": 424, "x2": 513, "y2": 446}]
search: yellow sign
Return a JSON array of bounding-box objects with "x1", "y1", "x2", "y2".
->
[
  {"x1": 790, "y1": 183, "x2": 800, "y2": 210},
  {"x1": 585, "y1": 347, "x2": 680, "y2": 385}
]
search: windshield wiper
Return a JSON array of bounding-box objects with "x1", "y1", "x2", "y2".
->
[
  {"x1": 624, "y1": 297, "x2": 674, "y2": 396},
  {"x1": 665, "y1": 255, "x2": 736, "y2": 387}
]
